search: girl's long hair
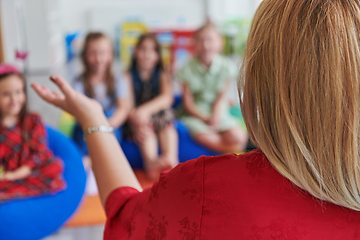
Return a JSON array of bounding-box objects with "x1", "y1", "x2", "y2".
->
[
  {"x1": 240, "y1": 0, "x2": 360, "y2": 210},
  {"x1": 0, "y1": 73, "x2": 29, "y2": 141},
  {"x1": 80, "y1": 32, "x2": 115, "y2": 99},
  {"x1": 129, "y1": 33, "x2": 164, "y2": 71}
]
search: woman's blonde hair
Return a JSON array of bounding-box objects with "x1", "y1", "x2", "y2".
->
[{"x1": 240, "y1": 0, "x2": 360, "y2": 210}]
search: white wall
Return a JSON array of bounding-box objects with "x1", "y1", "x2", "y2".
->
[
  {"x1": 60, "y1": 0, "x2": 207, "y2": 40},
  {"x1": 1, "y1": 0, "x2": 259, "y2": 66},
  {"x1": 23, "y1": 0, "x2": 65, "y2": 71},
  {"x1": 207, "y1": 0, "x2": 258, "y2": 22},
  {"x1": 0, "y1": 0, "x2": 22, "y2": 65}
]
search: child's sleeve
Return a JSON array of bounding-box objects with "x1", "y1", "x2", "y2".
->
[
  {"x1": 176, "y1": 63, "x2": 191, "y2": 84},
  {"x1": 176, "y1": 62, "x2": 203, "y2": 93},
  {"x1": 224, "y1": 58, "x2": 238, "y2": 80},
  {"x1": 114, "y1": 75, "x2": 130, "y2": 99},
  {"x1": 103, "y1": 156, "x2": 205, "y2": 239},
  {"x1": 214, "y1": 58, "x2": 239, "y2": 92},
  {"x1": 20, "y1": 114, "x2": 52, "y2": 169},
  {"x1": 72, "y1": 80, "x2": 85, "y2": 94}
]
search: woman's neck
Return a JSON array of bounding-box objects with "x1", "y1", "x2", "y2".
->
[{"x1": 1, "y1": 115, "x2": 19, "y2": 128}]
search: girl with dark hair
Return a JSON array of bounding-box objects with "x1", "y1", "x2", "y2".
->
[
  {"x1": 0, "y1": 64, "x2": 65, "y2": 201},
  {"x1": 125, "y1": 33, "x2": 178, "y2": 180}
]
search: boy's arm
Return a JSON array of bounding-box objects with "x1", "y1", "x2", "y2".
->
[
  {"x1": 182, "y1": 82, "x2": 208, "y2": 121},
  {"x1": 211, "y1": 81, "x2": 231, "y2": 116},
  {"x1": 208, "y1": 81, "x2": 231, "y2": 127}
]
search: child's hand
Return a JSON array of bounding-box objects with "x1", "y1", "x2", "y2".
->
[
  {"x1": 31, "y1": 75, "x2": 108, "y2": 130},
  {"x1": 205, "y1": 114, "x2": 220, "y2": 130},
  {"x1": 129, "y1": 109, "x2": 151, "y2": 126},
  {"x1": 1, "y1": 172, "x2": 16, "y2": 181},
  {"x1": 1, "y1": 166, "x2": 31, "y2": 181}
]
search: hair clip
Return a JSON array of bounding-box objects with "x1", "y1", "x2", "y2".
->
[{"x1": 0, "y1": 64, "x2": 20, "y2": 75}]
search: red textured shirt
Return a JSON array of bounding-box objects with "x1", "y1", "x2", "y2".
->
[{"x1": 104, "y1": 149, "x2": 360, "y2": 239}]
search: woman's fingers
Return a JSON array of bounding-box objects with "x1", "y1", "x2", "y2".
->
[
  {"x1": 31, "y1": 83, "x2": 66, "y2": 109},
  {"x1": 52, "y1": 91, "x2": 65, "y2": 100},
  {"x1": 49, "y1": 75, "x2": 74, "y2": 98},
  {"x1": 31, "y1": 83, "x2": 52, "y2": 101},
  {"x1": 32, "y1": 74, "x2": 107, "y2": 128}
]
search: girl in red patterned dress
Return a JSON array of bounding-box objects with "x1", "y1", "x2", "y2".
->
[{"x1": 0, "y1": 64, "x2": 65, "y2": 201}]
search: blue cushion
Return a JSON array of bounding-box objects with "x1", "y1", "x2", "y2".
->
[
  {"x1": 0, "y1": 126, "x2": 86, "y2": 240},
  {"x1": 176, "y1": 121, "x2": 219, "y2": 161},
  {"x1": 122, "y1": 120, "x2": 219, "y2": 169}
]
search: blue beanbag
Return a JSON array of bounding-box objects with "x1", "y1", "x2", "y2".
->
[
  {"x1": 122, "y1": 120, "x2": 219, "y2": 169},
  {"x1": 0, "y1": 127, "x2": 86, "y2": 240}
]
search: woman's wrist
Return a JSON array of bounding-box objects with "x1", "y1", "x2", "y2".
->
[{"x1": 80, "y1": 115, "x2": 110, "y2": 132}]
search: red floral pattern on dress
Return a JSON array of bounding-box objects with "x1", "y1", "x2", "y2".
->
[
  {"x1": 123, "y1": 217, "x2": 135, "y2": 238},
  {"x1": 248, "y1": 218, "x2": 307, "y2": 240},
  {"x1": 104, "y1": 151, "x2": 360, "y2": 240},
  {"x1": 178, "y1": 217, "x2": 200, "y2": 240},
  {"x1": 182, "y1": 188, "x2": 201, "y2": 202},
  {"x1": 0, "y1": 113, "x2": 65, "y2": 200},
  {"x1": 149, "y1": 172, "x2": 168, "y2": 202},
  {"x1": 145, "y1": 214, "x2": 168, "y2": 240}
]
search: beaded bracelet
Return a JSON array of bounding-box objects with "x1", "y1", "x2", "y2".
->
[{"x1": 83, "y1": 125, "x2": 114, "y2": 140}]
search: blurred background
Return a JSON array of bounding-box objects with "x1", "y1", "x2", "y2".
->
[
  {"x1": 0, "y1": 1, "x2": 261, "y2": 239},
  {"x1": 0, "y1": 0, "x2": 261, "y2": 126},
  {"x1": 1, "y1": 0, "x2": 262, "y2": 68}
]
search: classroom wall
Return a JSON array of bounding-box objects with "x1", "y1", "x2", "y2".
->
[
  {"x1": 207, "y1": 0, "x2": 258, "y2": 22},
  {"x1": 0, "y1": 0, "x2": 22, "y2": 65},
  {"x1": 59, "y1": 0, "x2": 258, "y2": 38},
  {"x1": 1, "y1": 0, "x2": 259, "y2": 67},
  {"x1": 60, "y1": 0, "x2": 207, "y2": 40}
]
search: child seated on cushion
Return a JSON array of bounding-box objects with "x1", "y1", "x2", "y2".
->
[
  {"x1": 177, "y1": 22, "x2": 248, "y2": 152},
  {"x1": 0, "y1": 64, "x2": 65, "y2": 201},
  {"x1": 125, "y1": 33, "x2": 178, "y2": 180},
  {"x1": 72, "y1": 32, "x2": 131, "y2": 157},
  {"x1": 72, "y1": 32, "x2": 131, "y2": 195}
]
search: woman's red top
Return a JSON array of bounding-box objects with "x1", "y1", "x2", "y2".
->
[{"x1": 105, "y1": 149, "x2": 360, "y2": 240}]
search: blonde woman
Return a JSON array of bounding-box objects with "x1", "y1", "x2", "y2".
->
[{"x1": 32, "y1": 0, "x2": 360, "y2": 238}]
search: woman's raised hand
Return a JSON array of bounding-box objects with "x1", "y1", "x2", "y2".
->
[
  {"x1": 33, "y1": 74, "x2": 142, "y2": 205},
  {"x1": 31, "y1": 75, "x2": 108, "y2": 130}
]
